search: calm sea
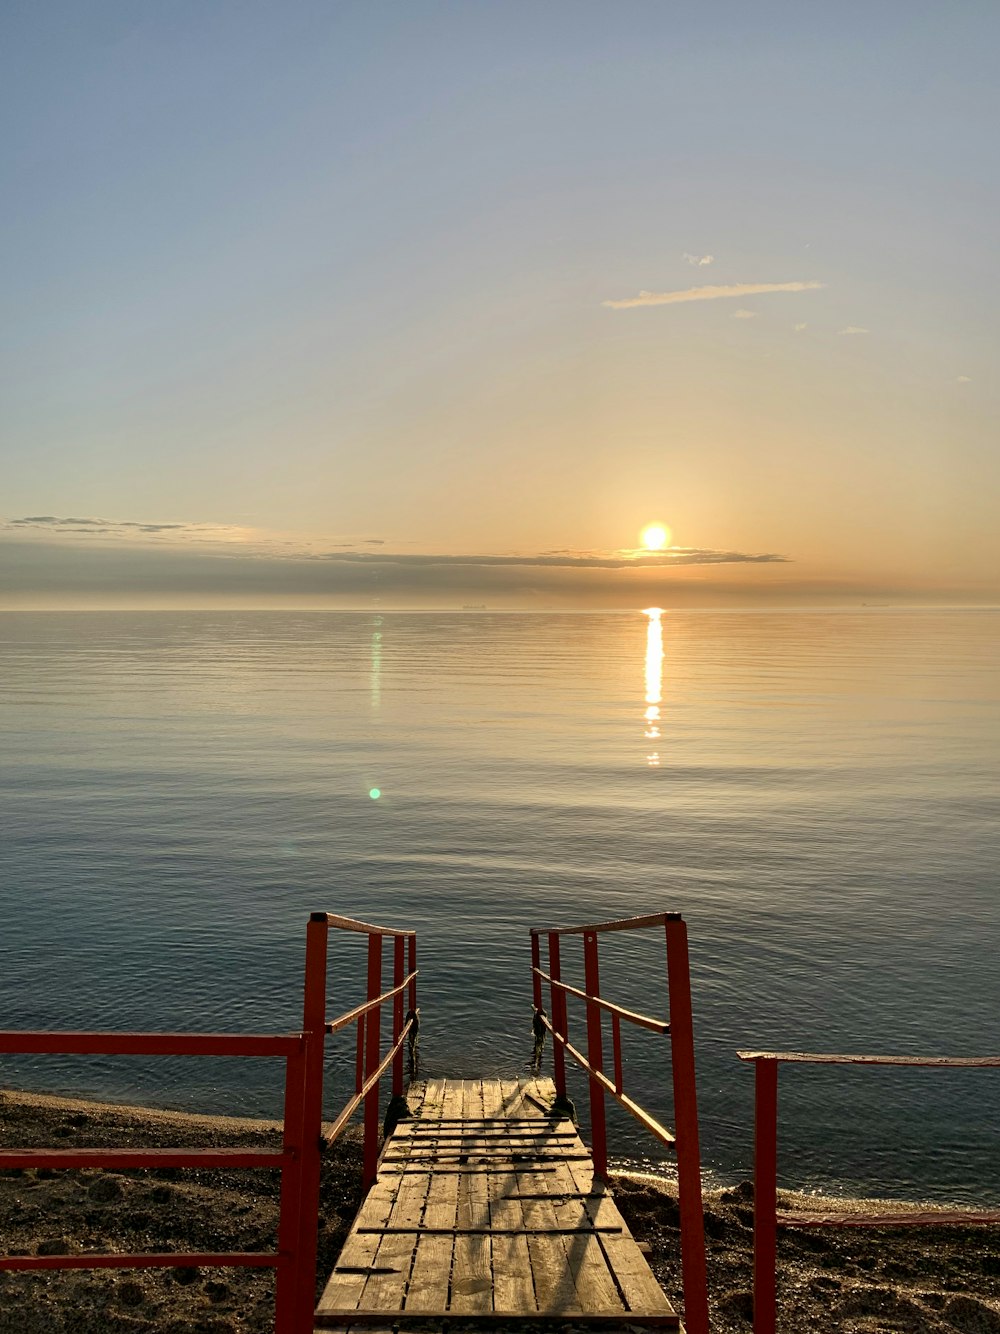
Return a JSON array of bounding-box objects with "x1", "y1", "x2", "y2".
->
[{"x1": 1, "y1": 609, "x2": 997, "y2": 1205}]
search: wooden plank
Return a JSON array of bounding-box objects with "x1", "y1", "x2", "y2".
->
[
  {"x1": 482, "y1": 1075, "x2": 536, "y2": 1316},
  {"x1": 382, "y1": 1146, "x2": 591, "y2": 1156},
  {"x1": 357, "y1": 1169, "x2": 428, "y2": 1313},
  {"x1": 450, "y1": 1082, "x2": 493, "y2": 1312},
  {"x1": 521, "y1": 1161, "x2": 583, "y2": 1313},
  {"x1": 402, "y1": 1162, "x2": 458, "y2": 1314},
  {"x1": 778, "y1": 1207, "x2": 1000, "y2": 1228},
  {"x1": 316, "y1": 1178, "x2": 398, "y2": 1313},
  {"x1": 563, "y1": 1156, "x2": 674, "y2": 1315},
  {"x1": 549, "y1": 1157, "x2": 624, "y2": 1315},
  {"x1": 315, "y1": 1312, "x2": 682, "y2": 1328}
]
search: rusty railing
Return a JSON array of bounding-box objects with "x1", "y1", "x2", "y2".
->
[
  {"x1": 530, "y1": 911, "x2": 709, "y2": 1334},
  {"x1": 739, "y1": 1049, "x2": 1000, "y2": 1334}
]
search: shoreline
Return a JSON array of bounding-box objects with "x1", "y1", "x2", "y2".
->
[{"x1": 2, "y1": 1088, "x2": 999, "y2": 1332}]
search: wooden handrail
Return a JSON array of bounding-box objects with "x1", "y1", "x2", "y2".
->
[
  {"x1": 325, "y1": 971, "x2": 418, "y2": 1034},
  {"x1": 739, "y1": 1050, "x2": 1000, "y2": 1067},
  {"x1": 309, "y1": 911, "x2": 416, "y2": 938},
  {"x1": 530, "y1": 911, "x2": 680, "y2": 938},
  {"x1": 533, "y1": 968, "x2": 670, "y2": 1033}
]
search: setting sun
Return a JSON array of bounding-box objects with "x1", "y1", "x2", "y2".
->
[{"x1": 640, "y1": 523, "x2": 671, "y2": 551}]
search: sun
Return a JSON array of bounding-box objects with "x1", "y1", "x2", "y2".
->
[{"x1": 639, "y1": 522, "x2": 671, "y2": 551}]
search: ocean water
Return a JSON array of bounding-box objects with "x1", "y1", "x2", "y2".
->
[{"x1": 0, "y1": 608, "x2": 997, "y2": 1206}]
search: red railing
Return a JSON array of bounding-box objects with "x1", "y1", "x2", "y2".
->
[
  {"x1": 739, "y1": 1050, "x2": 1000, "y2": 1334},
  {"x1": 0, "y1": 911, "x2": 418, "y2": 1334},
  {"x1": 530, "y1": 911, "x2": 709, "y2": 1334}
]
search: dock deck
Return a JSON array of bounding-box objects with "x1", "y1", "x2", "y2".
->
[{"x1": 315, "y1": 1076, "x2": 681, "y2": 1331}]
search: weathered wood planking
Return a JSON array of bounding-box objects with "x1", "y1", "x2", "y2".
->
[{"x1": 314, "y1": 1077, "x2": 682, "y2": 1331}]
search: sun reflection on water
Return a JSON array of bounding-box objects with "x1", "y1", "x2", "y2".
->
[{"x1": 643, "y1": 607, "x2": 664, "y2": 766}]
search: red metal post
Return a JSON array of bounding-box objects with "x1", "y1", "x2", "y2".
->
[
  {"x1": 294, "y1": 914, "x2": 330, "y2": 1334},
  {"x1": 274, "y1": 1045, "x2": 306, "y2": 1334},
  {"x1": 547, "y1": 932, "x2": 567, "y2": 1099},
  {"x1": 664, "y1": 915, "x2": 710, "y2": 1334},
  {"x1": 392, "y1": 935, "x2": 405, "y2": 1096},
  {"x1": 582, "y1": 930, "x2": 608, "y2": 1180},
  {"x1": 531, "y1": 931, "x2": 542, "y2": 1010},
  {"x1": 407, "y1": 934, "x2": 417, "y2": 1013},
  {"x1": 753, "y1": 1058, "x2": 779, "y2": 1334},
  {"x1": 363, "y1": 932, "x2": 383, "y2": 1188}
]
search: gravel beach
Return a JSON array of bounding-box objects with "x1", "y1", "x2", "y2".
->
[{"x1": 2, "y1": 1089, "x2": 998, "y2": 1333}]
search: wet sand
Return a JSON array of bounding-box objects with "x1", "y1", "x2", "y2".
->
[{"x1": 1, "y1": 1089, "x2": 998, "y2": 1333}]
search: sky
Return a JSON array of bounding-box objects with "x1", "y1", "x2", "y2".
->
[{"x1": 2, "y1": 1, "x2": 998, "y2": 608}]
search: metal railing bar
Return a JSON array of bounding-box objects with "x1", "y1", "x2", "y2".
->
[
  {"x1": 322, "y1": 1018, "x2": 415, "y2": 1148},
  {"x1": 325, "y1": 971, "x2": 418, "y2": 1035},
  {"x1": 0, "y1": 1251, "x2": 281, "y2": 1273},
  {"x1": 536, "y1": 1014, "x2": 676, "y2": 1148},
  {"x1": 532, "y1": 969, "x2": 670, "y2": 1033},
  {"x1": 738, "y1": 1050, "x2": 1000, "y2": 1068},
  {"x1": 0, "y1": 1148, "x2": 288, "y2": 1171},
  {"x1": 0, "y1": 1032, "x2": 303, "y2": 1057},
  {"x1": 530, "y1": 912, "x2": 681, "y2": 938},
  {"x1": 309, "y1": 911, "x2": 415, "y2": 938}
]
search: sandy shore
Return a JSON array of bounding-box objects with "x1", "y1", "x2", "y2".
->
[{"x1": 2, "y1": 1088, "x2": 998, "y2": 1333}]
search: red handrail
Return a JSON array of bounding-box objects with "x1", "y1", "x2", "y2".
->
[
  {"x1": 0, "y1": 1029, "x2": 310, "y2": 1331},
  {"x1": 288, "y1": 912, "x2": 419, "y2": 1333},
  {"x1": 529, "y1": 911, "x2": 709, "y2": 1334},
  {"x1": 0, "y1": 911, "x2": 419, "y2": 1334},
  {"x1": 739, "y1": 1049, "x2": 1000, "y2": 1334}
]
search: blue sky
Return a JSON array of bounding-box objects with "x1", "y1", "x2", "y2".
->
[{"x1": 2, "y1": 2, "x2": 997, "y2": 606}]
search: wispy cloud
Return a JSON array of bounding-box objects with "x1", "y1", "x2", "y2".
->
[
  {"x1": 683, "y1": 253, "x2": 715, "y2": 267},
  {"x1": 957, "y1": 375, "x2": 972, "y2": 384},
  {"x1": 308, "y1": 549, "x2": 788, "y2": 570},
  {"x1": 4, "y1": 515, "x2": 254, "y2": 542},
  {"x1": 603, "y1": 280, "x2": 825, "y2": 310},
  {"x1": 794, "y1": 322, "x2": 808, "y2": 332},
  {"x1": 732, "y1": 308, "x2": 756, "y2": 320},
  {"x1": 838, "y1": 326, "x2": 868, "y2": 336}
]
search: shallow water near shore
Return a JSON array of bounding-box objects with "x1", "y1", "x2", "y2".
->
[{"x1": 1, "y1": 608, "x2": 998, "y2": 1205}]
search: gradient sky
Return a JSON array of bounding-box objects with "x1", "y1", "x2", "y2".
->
[{"x1": 2, "y1": 1, "x2": 997, "y2": 607}]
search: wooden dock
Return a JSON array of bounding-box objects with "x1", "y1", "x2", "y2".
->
[{"x1": 315, "y1": 1076, "x2": 682, "y2": 1331}]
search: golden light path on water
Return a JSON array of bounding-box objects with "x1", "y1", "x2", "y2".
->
[{"x1": 643, "y1": 607, "x2": 664, "y2": 767}]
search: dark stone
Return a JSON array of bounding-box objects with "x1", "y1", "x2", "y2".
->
[
  {"x1": 118, "y1": 1279, "x2": 146, "y2": 1307},
  {"x1": 204, "y1": 1280, "x2": 231, "y2": 1304},
  {"x1": 809, "y1": 1275, "x2": 840, "y2": 1292},
  {"x1": 703, "y1": 1209, "x2": 727, "y2": 1239},
  {"x1": 173, "y1": 1266, "x2": 200, "y2": 1286},
  {"x1": 89, "y1": 1174, "x2": 124, "y2": 1203},
  {"x1": 151, "y1": 1185, "x2": 173, "y2": 1204},
  {"x1": 37, "y1": 1237, "x2": 71, "y2": 1256},
  {"x1": 718, "y1": 1287, "x2": 754, "y2": 1322},
  {"x1": 943, "y1": 1294, "x2": 1000, "y2": 1333}
]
